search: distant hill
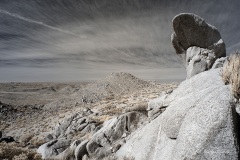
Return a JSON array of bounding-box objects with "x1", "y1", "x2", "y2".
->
[{"x1": 0, "y1": 0, "x2": 240, "y2": 81}]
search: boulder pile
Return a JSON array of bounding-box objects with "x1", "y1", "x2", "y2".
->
[{"x1": 37, "y1": 111, "x2": 146, "y2": 159}]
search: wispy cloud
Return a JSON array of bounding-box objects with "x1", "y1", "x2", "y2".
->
[{"x1": 0, "y1": 9, "x2": 79, "y2": 37}]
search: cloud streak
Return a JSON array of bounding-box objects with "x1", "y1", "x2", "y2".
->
[{"x1": 0, "y1": 9, "x2": 79, "y2": 37}]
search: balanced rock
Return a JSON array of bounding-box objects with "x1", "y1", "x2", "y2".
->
[{"x1": 171, "y1": 13, "x2": 226, "y2": 78}]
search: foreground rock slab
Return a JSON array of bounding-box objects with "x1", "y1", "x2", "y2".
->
[{"x1": 117, "y1": 69, "x2": 239, "y2": 160}]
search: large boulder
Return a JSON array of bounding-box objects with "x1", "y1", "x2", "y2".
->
[
  {"x1": 37, "y1": 139, "x2": 71, "y2": 159},
  {"x1": 171, "y1": 13, "x2": 226, "y2": 78},
  {"x1": 86, "y1": 111, "x2": 146, "y2": 159},
  {"x1": 172, "y1": 13, "x2": 223, "y2": 51},
  {"x1": 53, "y1": 112, "x2": 94, "y2": 139},
  {"x1": 55, "y1": 140, "x2": 81, "y2": 160},
  {"x1": 116, "y1": 69, "x2": 240, "y2": 160}
]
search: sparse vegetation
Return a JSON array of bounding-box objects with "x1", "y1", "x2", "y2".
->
[
  {"x1": 222, "y1": 52, "x2": 240, "y2": 99},
  {"x1": 0, "y1": 142, "x2": 42, "y2": 160},
  {"x1": 0, "y1": 73, "x2": 178, "y2": 159},
  {"x1": 19, "y1": 133, "x2": 34, "y2": 147}
]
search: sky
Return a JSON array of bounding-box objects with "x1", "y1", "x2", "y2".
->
[{"x1": 0, "y1": 0, "x2": 240, "y2": 82}]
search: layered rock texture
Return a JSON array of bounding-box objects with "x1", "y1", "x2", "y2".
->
[
  {"x1": 117, "y1": 69, "x2": 239, "y2": 160},
  {"x1": 171, "y1": 13, "x2": 226, "y2": 78}
]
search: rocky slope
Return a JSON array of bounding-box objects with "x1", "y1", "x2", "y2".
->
[
  {"x1": 1, "y1": 13, "x2": 240, "y2": 160},
  {"x1": 0, "y1": 73, "x2": 177, "y2": 159},
  {"x1": 117, "y1": 68, "x2": 239, "y2": 160},
  {"x1": 35, "y1": 13, "x2": 240, "y2": 160}
]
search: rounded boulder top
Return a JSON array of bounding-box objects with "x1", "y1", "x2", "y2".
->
[{"x1": 172, "y1": 13, "x2": 222, "y2": 50}]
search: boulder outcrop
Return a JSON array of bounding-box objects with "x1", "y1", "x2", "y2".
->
[
  {"x1": 86, "y1": 111, "x2": 146, "y2": 159},
  {"x1": 171, "y1": 13, "x2": 226, "y2": 78},
  {"x1": 117, "y1": 69, "x2": 240, "y2": 160},
  {"x1": 37, "y1": 111, "x2": 147, "y2": 159}
]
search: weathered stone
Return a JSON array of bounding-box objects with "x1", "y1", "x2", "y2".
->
[
  {"x1": 86, "y1": 112, "x2": 146, "y2": 159},
  {"x1": 54, "y1": 113, "x2": 79, "y2": 138},
  {"x1": 147, "y1": 94, "x2": 170, "y2": 120},
  {"x1": 53, "y1": 113, "x2": 97, "y2": 139},
  {"x1": 116, "y1": 69, "x2": 240, "y2": 160},
  {"x1": 45, "y1": 134, "x2": 53, "y2": 141},
  {"x1": 172, "y1": 13, "x2": 224, "y2": 51},
  {"x1": 185, "y1": 46, "x2": 216, "y2": 78},
  {"x1": 82, "y1": 154, "x2": 89, "y2": 160},
  {"x1": 171, "y1": 32, "x2": 185, "y2": 54},
  {"x1": 37, "y1": 139, "x2": 71, "y2": 159},
  {"x1": 81, "y1": 123, "x2": 96, "y2": 134},
  {"x1": 75, "y1": 140, "x2": 89, "y2": 160},
  {"x1": 171, "y1": 13, "x2": 226, "y2": 78},
  {"x1": 55, "y1": 140, "x2": 81, "y2": 160},
  {"x1": 212, "y1": 57, "x2": 227, "y2": 69}
]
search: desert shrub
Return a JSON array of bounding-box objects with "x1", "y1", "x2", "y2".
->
[
  {"x1": 0, "y1": 142, "x2": 42, "y2": 160},
  {"x1": 19, "y1": 133, "x2": 34, "y2": 147},
  {"x1": 222, "y1": 52, "x2": 240, "y2": 99},
  {"x1": 124, "y1": 102, "x2": 148, "y2": 113},
  {"x1": 29, "y1": 137, "x2": 46, "y2": 149}
]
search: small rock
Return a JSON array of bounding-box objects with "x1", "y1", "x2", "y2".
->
[
  {"x1": 211, "y1": 57, "x2": 227, "y2": 69},
  {"x1": 45, "y1": 134, "x2": 53, "y2": 141}
]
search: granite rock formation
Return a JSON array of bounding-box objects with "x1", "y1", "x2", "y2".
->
[{"x1": 171, "y1": 13, "x2": 226, "y2": 78}]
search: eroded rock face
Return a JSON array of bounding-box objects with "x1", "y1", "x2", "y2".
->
[
  {"x1": 37, "y1": 110, "x2": 97, "y2": 159},
  {"x1": 86, "y1": 111, "x2": 146, "y2": 159},
  {"x1": 117, "y1": 69, "x2": 240, "y2": 160},
  {"x1": 37, "y1": 111, "x2": 147, "y2": 159},
  {"x1": 185, "y1": 46, "x2": 217, "y2": 78},
  {"x1": 171, "y1": 13, "x2": 226, "y2": 78},
  {"x1": 212, "y1": 57, "x2": 228, "y2": 69},
  {"x1": 37, "y1": 139, "x2": 71, "y2": 159},
  {"x1": 75, "y1": 140, "x2": 89, "y2": 160}
]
